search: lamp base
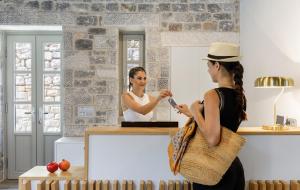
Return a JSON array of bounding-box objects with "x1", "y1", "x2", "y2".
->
[{"x1": 262, "y1": 124, "x2": 289, "y2": 131}]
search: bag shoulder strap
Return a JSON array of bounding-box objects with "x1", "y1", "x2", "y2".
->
[{"x1": 214, "y1": 88, "x2": 224, "y2": 112}]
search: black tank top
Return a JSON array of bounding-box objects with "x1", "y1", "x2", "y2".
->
[{"x1": 202, "y1": 87, "x2": 242, "y2": 132}]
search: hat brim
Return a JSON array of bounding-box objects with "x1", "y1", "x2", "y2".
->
[{"x1": 202, "y1": 56, "x2": 241, "y2": 62}]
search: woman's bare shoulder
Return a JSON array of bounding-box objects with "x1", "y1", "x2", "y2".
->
[{"x1": 204, "y1": 89, "x2": 219, "y2": 100}]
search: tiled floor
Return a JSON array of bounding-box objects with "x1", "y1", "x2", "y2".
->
[{"x1": 0, "y1": 179, "x2": 18, "y2": 190}]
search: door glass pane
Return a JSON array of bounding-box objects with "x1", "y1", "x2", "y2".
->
[
  {"x1": 15, "y1": 104, "x2": 32, "y2": 132},
  {"x1": 43, "y1": 74, "x2": 60, "y2": 102},
  {"x1": 15, "y1": 74, "x2": 31, "y2": 102},
  {"x1": 43, "y1": 105, "x2": 60, "y2": 133},
  {"x1": 15, "y1": 43, "x2": 32, "y2": 71},
  {"x1": 127, "y1": 40, "x2": 140, "y2": 61},
  {"x1": 44, "y1": 43, "x2": 61, "y2": 71}
]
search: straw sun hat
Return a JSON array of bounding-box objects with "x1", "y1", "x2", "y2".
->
[{"x1": 203, "y1": 42, "x2": 241, "y2": 62}]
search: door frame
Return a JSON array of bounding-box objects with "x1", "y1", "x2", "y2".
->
[{"x1": 4, "y1": 31, "x2": 63, "y2": 179}]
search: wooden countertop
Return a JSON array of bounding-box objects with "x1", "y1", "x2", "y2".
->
[
  {"x1": 19, "y1": 166, "x2": 85, "y2": 180},
  {"x1": 85, "y1": 126, "x2": 300, "y2": 135}
]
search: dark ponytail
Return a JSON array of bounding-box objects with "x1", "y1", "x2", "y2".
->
[
  {"x1": 212, "y1": 61, "x2": 247, "y2": 121},
  {"x1": 128, "y1": 66, "x2": 146, "y2": 91}
]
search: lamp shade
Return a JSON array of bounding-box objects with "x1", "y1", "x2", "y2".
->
[{"x1": 254, "y1": 76, "x2": 294, "y2": 88}]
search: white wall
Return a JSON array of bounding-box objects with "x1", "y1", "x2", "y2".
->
[
  {"x1": 240, "y1": 0, "x2": 300, "y2": 127},
  {"x1": 171, "y1": 1, "x2": 300, "y2": 127}
]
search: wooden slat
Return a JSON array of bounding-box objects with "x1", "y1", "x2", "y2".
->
[
  {"x1": 72, "y1": 180, "x2": 80, "y2": 190},
  {"x1": 159, "y1": 181, "x2": 165, "y2": 190},
  {"x1": 175, "y1": 181, "x2": 180, "y2": 190},
  {"x1": 121, "y1": 180, "x2": 127, "y2": 190},
  {"x1": 37, "y1": 180, "x2": 45, "y2": 190},
  {"x1": 249, "y1": 180, "x2": 258, "y2": 190},
  {"x1": 21, "y1": 180, "x2": 31, "y2": 190},
  {"x1": 140, "y1": 180, "x2": 145, "y2": 190},
  {"x1": 291, "y1": 180, "x2": 300, "y2": 190},
  {"x1": 258, "y1": 180, "x2": 267, "y2": 190},
  {"x1": 127, "y1": 180, "x2": 133, "y2": 190},
  {"x1": 266, "y1": 180, "x2": 274, "y2": 190},
  {"x1": 89, "y1": 180, "x2": 95, "y2": 190},
  {"x1": 279, "y1": 181, "x2": 289, "y2": 190},
  {"x1": 81, "y1": 180, "x2": 88, "y2": 190},
  {"x1": 51, "y1": 180, "x2": 59, "y2": 190},
  {"x1": 64, "y1": 180, "x2": 71, "y2": 190},
  {"x1": 146, "y1": 180, "x2": 152, "y2": 190},
  {"x1": 273, "y1": 180, "x2": 282, "y2": 190},
  {"x1": 45, "y1": 180, "x2": 52, "y2": 190},
  {"x1": 95, "y1": 180, "x2": 102, "y2": 190},
  {"x1": 103, "y1": 180, "x2": 109, "y2": 190},
  {"x1": 168, "y1": 180, "x2": 174, "y2": 190},
  {"x1": 183, "y1": 180, "x2": 189, "y2": 190},
  {"x1": 113, "y1": 180, "x2": 118, "y2": 190}
]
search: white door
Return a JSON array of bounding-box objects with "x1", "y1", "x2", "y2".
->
[{"x1": 6, "y1": 34, "x2": 62, "y2": 179}]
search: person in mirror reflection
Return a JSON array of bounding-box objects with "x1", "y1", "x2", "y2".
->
[
  {"x1": 121, "y1": 66, "x2": 172, "y2": 121},
  {"x1": 176, "y1": 42, "x2": 247, "y2": 190}
]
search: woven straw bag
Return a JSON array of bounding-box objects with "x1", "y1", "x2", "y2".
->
[{"x1": 179, "y1": 121, "x2": 246, "y2": 185}]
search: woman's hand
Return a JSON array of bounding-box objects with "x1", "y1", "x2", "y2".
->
[
  {"x1": 157, "y1": 89, "x2": 172, "y2": 101},
  {"x1": 176, "y1": 104, "x2": 193, "y2": 118},
  {"x1": 190, "y1": 100, "x2": 204, "y2": 116}
]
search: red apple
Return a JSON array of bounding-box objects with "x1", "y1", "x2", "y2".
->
[
  {"x1": 46, "y1": 161, "x2": 58, "y2": 173},
  {"x1": 58, "y1": 159, "x2": 70, "y2": 171}
]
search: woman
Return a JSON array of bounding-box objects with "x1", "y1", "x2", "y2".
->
[
  {"x1": 177, "y1": 42, "x2": 247, "y2": 190},
  {"x1": 121, "y1": 66, "x2": 172, "y2": 121}
]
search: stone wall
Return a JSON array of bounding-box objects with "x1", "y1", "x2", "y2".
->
[{"x1": 0, "y1": 0, "x2": 239, "y2": 137}]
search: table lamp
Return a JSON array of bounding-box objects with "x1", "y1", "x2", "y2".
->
[{"x1": 254, "y1": 76, "x2": 294, "y2": 130}]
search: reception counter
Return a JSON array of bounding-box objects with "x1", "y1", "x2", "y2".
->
[{"x1": 19, "y1": 126, "x2": 300, "y2": 190}]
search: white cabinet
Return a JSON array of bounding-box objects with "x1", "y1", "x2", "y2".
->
[{"x1": 54, "y1": 137, "x2": 84, "y2": 166}]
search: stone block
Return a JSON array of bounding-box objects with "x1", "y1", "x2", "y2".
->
[
  {"x1": 75, "y1": 39, "x2": 93, "y2": 50},
  {"x1": 138, "y1": 4, "x2": 154, "y2": 12},
  {"x1": 174, "y1": 13, "x2": 193, "y2": 22},
  {"x1": 183, "y1": 23, "x2": 201, "y2": 31},
  {"x1": 160, "y1": 12, "x2": 173, "y2": 22},
  {"x1": 76, "y1": 16, "x2": 97, "y2": 26},
  {"x1": 96, "y1": 67, "x2": 117, "y2": 78},
  {"x1": 159, "y1": 47, "x2": 169, "y2": 61},
  {"x1": 121, "y1": 3, "x2": 137, "y2": 12},
  {"x1": 219, "y1": 20, "x2": 234, "y2": 31},
  {"x1": 91, "y1": 3, "x2": 105, "y2": 12},
  {"x1": 103, "y1": 13, "x2": 159, "y2": 26},
  {"x1": 41, "y1": 1, "x2": 53, "y2": 11},
  {"x1": 72, "y1": 3, "x2": 89, "y2": 13},
  {"x1": 157, "y1": 78, "x2": 169, "y2": 90},
  {"x1": 223, "y1": 3, "x2": 234, "y2": 12},
  {"x1": 88, "y1": 86, "x2": 107, "y2": 94},
  {"x1": 195, "y1": 13, "x2": 211, "y2": 22},
  {"x1": 202, "y1": 21, "x2": 217, "y2": 31},
  {"x1": 89, "y1": 56, "x2": 106, "y2": 65},
  {"x1": 94, "y1": 95, "x2": 115, "y2": 109},
  {"x1": 207, "y1": 4, "x2": 221, "y2": 13},
  {"x1": 106, "y1": 3, "x2": 119, "y2": 12},
  {"x1": 213, "y1": 13, "x2": 231, "y2": 20},
  {"x1": 64, "y1": 69, "x2": 73, "y2": 87},
  {"x1": 169, "y1": 23, "x2": 182, "y2": 32},
  {"x1": 158, "y1": 3, "x2": 170, "y2": 12},
  {"x1": 189, "y1": 3, "x2": 205, "y2": 12},
  {"x1": 88, "y1": 28, "x2": 106, "y2": 35},
  {"x1": 25, "y1": 1, "x2": 39, "y2": 9},
  {"x1": 64, "y1": 125, "x2": 88, "y2": 137},
  {"x1": 74, "y1": 70, "x2": 95, "y2": 78},
  {"x1": 64, "y1": 105, "x2": 73, "y2": 125},
  {"x1": 64, "y1": 88, "x2": 92, "y2": 104},
  {"x1": 74, "y1": 80, "x2": 92, "y2": 87},
  {"x1": 56, "y1": 3, "x2": 70, "y2": 11},
  {"x1": 146, "y1": 49, "x2": 158, "y2": 62},
  {"x1": 63, "y1": 32, "x2": 73, "y2": 51},
  {"x1": 171, "y1": 4, "x2": 188, "y2": 12},
  {"x1": 160, "y1": 66, "x2": 169, "y2": 78}
]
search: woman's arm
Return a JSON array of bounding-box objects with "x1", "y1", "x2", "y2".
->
[
  {"x1": 191, "y1": 90, "x2": 221, "y2": 147},
  {"x1": 121, "y1": 90, "x2": 171, "y2": 115}
]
